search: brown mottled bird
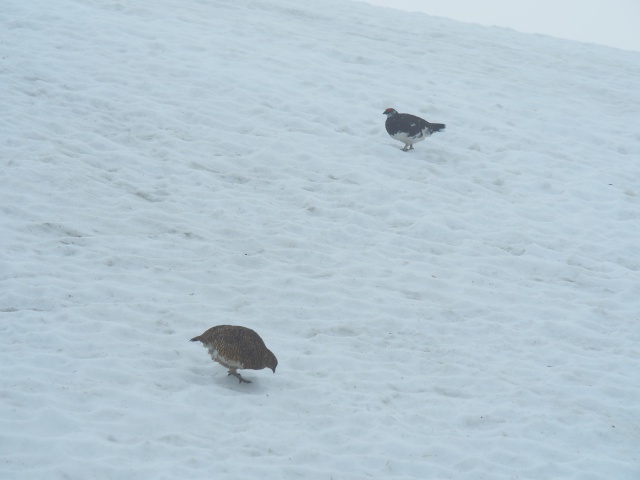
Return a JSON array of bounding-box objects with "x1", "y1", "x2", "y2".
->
[{"x1": 190, "y1": 325, "x2": 278, "y2": 384}]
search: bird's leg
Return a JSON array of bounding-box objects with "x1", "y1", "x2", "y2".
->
[
  {"x1": 402, "y1": 145, "x2": 410, "y2": 152},
  {"x1": 409, "y1": 144, "x2": 414, "y2": 150},
  {"x1": 228, "y1": 369, "x2": 252, "y2": 384}
]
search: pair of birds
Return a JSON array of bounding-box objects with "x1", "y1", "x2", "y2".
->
[{"x1": 191, "y1": 109, "x2": 444, "y2": 384}]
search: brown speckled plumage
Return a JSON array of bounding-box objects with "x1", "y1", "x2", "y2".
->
[{"x1": 190, "y1": 325, "x2": 278, "y2": 384}]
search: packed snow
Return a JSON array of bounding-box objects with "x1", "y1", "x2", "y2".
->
[{"x1": 1, "y1": 0, "x2": 639, "y2": 479}]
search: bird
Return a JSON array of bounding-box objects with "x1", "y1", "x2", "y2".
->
[
  {"x1": 190, "y1": 325, "x2": 278, "y2": 384},
  {"x1": 383, "y1": 108, "x2": 445, "y2": 151}
]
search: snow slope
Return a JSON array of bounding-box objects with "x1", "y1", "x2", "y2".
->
[{"x1": 1, "y1": 0, "x2": 639, "y2": 479}]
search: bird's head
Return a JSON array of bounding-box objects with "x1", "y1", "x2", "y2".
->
[
  {"x1": 383, "y1": 108, "x2": 397, "y2": 116},
  {"x1": 264, "y1": 349, "x2": 278, "y2": 373}
]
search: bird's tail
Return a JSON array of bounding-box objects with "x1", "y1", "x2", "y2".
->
[{"x1": 190, "y1": 336, "x2": 201, "y2": 342}]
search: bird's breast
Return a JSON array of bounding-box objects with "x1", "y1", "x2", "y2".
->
[{"x1": 206, "y1": 345, "x2": 245, "y2": 369}]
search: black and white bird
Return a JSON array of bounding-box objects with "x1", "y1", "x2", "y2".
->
[{"x1": 383, "y1": 108, "x2": 445, "y2": 151}]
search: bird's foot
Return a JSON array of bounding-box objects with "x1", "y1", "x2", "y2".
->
[
  {"x1": 402, "y1": 145, "x2": 410, "y2": 151},
  {"x1": 228, "y1": 371, "x2": 252, "y2": 384}
]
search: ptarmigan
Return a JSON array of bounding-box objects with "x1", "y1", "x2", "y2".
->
[
  {"x1": 190, "y1": 325, "x2": 278, "y2": 384},
  {"x1": 383, "y1": 108, "x2": 445, "y2": 151}
]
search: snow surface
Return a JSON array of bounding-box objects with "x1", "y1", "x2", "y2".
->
[{"x1": 1, "y1": 0, "x2": 639, "y2": 479}]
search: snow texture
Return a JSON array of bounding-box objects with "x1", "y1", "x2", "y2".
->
[{"x1": 1, "y1": 0, "x2": 639, "y2": 479}]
